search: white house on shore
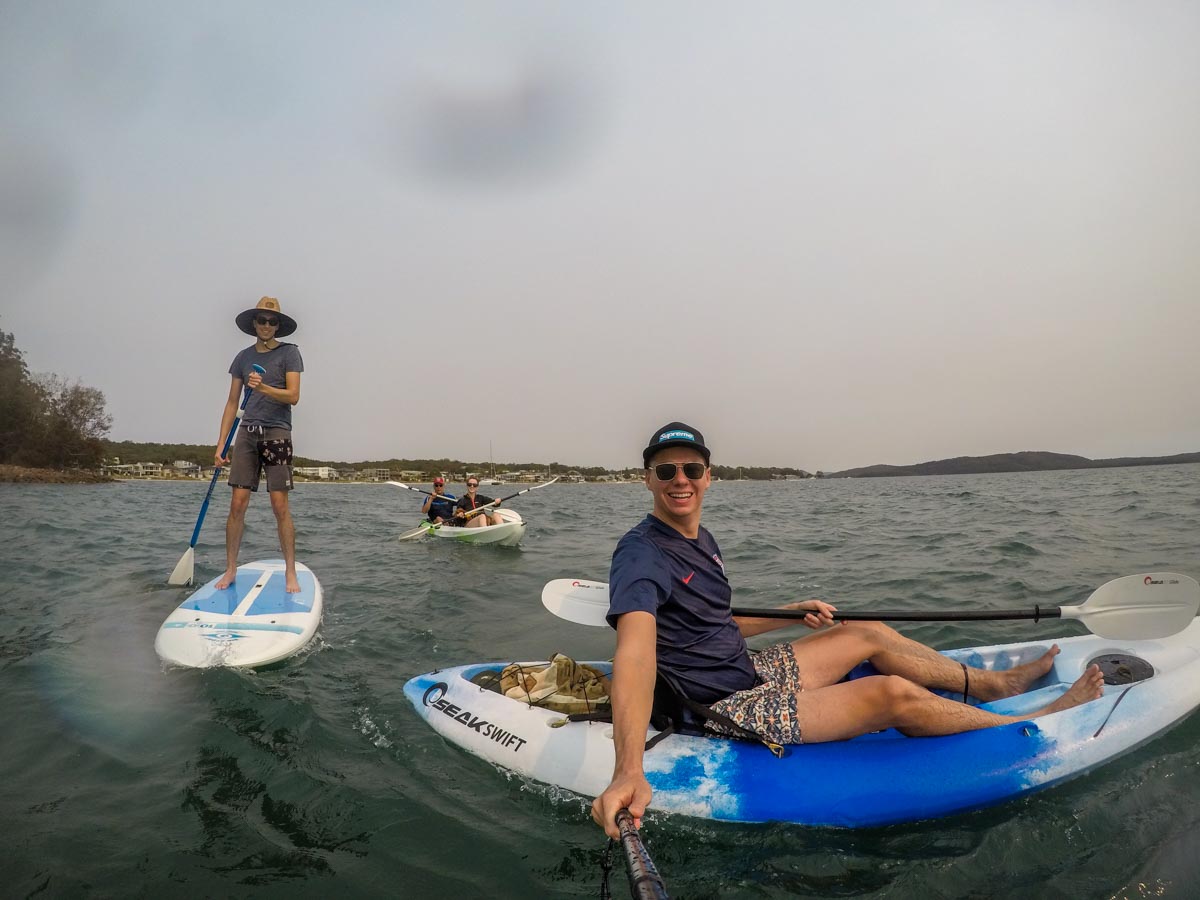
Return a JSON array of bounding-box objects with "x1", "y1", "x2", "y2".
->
[{"x1": 295, "y1": 466, "x2": 339, "y2": 479}]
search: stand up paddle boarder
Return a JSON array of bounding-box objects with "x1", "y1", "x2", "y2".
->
[
  {"x1": 592, "y1": 421, "x2": 1105, "y2": 839},
  {"x1": 215, "y1": 296, "x2": 304, "y2": 593}
]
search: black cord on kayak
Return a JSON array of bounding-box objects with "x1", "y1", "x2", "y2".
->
[{"x1": 600, "y1": 837, "x2": 615, "y2": 900}]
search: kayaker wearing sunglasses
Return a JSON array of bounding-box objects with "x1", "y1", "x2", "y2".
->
[
  {"x1": 421, "y1": 476, "x2": 457, "y2": 524},
  {"x1": 215, "y1": 296, "x2": 304, "y2": 593},
  {"x1": 452, "y1": 477, "x2": 504, "y2": 527},
  {"x1": 591, "y1": 421, "x2": 1105, "y2": 839}
]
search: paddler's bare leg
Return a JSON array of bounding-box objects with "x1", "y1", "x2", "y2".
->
[
  {"x1": 269, "y1": 489, "x2": 300, "y2": 593},
  {"x1": 792, "y1": 620, "x2": 1060, "y2": 701},
  {"x1": 217, "y1": 487, "x2": 251, "y2": 590},
  {"x1": 794, "y1": 665, "x2": 1104, "y2": 743}
]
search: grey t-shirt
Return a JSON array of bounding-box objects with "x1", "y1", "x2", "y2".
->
[{"x1": 228, "y1": 343, "x2": 304, "y2": 430}]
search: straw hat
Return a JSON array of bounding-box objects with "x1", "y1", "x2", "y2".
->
[{"x1": 235, "y1": 296, "x2": 298, "y2": 337}]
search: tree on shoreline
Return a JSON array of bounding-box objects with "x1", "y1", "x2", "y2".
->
[{"x1": 0, "y1": 327, "x2": 112, "y2": 470}]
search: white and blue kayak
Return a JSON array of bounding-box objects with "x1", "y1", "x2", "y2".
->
[
  {"x1": 404, "y1": 508, "x2": 526, "y2": 547},
  {"x1": 404, "y1": 619, "x2": 1200, "y2": 828},
  {"x1": 155, "y1": 559, "x2": 323, "y2": 668}
]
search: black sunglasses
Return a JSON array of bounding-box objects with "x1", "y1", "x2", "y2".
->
[
  {"x1": 466, "y1": 481, "x2": 479, "y2": 487},
  {"x1": 652, "y1": 462, "x2": 707, "y2": 481},
  {"x1": 255, "y1": 316, "x2": 280, "y2": 326}
]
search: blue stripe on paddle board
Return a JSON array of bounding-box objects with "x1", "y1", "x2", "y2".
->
[
  {"x1": 161, "y1": 621, "x2": 305, "y2": 634},
  {"x1": 246, "y1": 571, "x2": 316, "y2": 616},
  {"x1": 180, "y1": 569, "x2": 262, "y2": 614},
  {"x1": 180, "y1": 569, "x2": 315, "y2": 616}
]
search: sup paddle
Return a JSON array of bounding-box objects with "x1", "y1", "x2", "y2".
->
[
  {"x1": 541, "y1": 573, "x2": 1200, "y2": 641},
  {"x1": 601, "y1": 808, "x2": 669, "y2": 900},
  {"x1": 168, "y1": 363, "x2": 264, "y2": 586}
]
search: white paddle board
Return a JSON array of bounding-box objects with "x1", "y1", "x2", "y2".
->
[{"x1": 155, "y1": 559, "x2": 323, "y2": 668}]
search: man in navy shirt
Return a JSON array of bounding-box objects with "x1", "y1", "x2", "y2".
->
[
  {"x1": 591, "y1": 421, "x2": 1105, "y2": 839},
  {"x1": 421, "y1": 476, "x2": 457, "y2": 523}
]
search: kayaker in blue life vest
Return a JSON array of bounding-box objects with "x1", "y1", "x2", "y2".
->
[
  {"x1": 452, "y1": 477, "x2": 504, "y2": 527},
  {"x1": 421, "y1": 476, "x2": 457, "y2": 523},
  {"x1": 591, "y1": 421, "x2": 1106, "y2": 839}
]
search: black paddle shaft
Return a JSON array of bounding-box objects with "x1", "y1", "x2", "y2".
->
[
  {"x1": 730, "y1": 606, "x2": 1061, "y2": 624},
  {"x1": 615, "y1": 810, "x2": 670, "y2": 900}
]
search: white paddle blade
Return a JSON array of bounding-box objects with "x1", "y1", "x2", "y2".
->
[
  {"x1": 167, "y1": 547, "x2": 195, "y2": 586},
  {"x1": 387, "y1": 481, "x2": 412, "y2": 490},
  {"x1": 1061, "y1": 573, "x2": 1200, "y2": 639},
  {"x1": 398, "y1": 524, "x2": 432, "y2": 542},
  {"x1": 541, "y1": 578, "x2": 611, "y2": 627}
]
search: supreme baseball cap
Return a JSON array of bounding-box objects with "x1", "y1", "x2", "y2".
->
[{"x1": 642, "y1": 421, "x2": 710, "y2": 466}]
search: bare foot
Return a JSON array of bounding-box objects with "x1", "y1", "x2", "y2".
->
[
  {"x1": 285, "y1": 572, "x2": 301, "y2": 593},
  {"x1": 979, "y1": 645, "x2": 1062, "y2": 701},
  {"x1": 1034, "y1": 664, "x2": 1105, "y2": 717},
  {"x1": 215, "y1": 569, "x2": 237, "y2": 590}
]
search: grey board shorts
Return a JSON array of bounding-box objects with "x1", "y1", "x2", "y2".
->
[
  {"x1": 228, "y1": 425, "x2": 294, "y2": 492},
  {"x1": 705, "y1": 643, "x2": 804, "y2": 745}
]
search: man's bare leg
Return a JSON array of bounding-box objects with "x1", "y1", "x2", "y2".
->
[
  {"x1": 269, "y1": 490, "x2": 300, "y2": 593},
  {"x1": 217, "y1": 488, "x2": 252, "y2": 589},
  {"x1": 795, "y1": 665, "x2": 1105, "y2": 743},
  {"x1": 792, "y1": 620, "x2": 1060, "y2": 701}
]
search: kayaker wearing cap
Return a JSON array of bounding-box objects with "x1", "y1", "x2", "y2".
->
[
  {"x1": 591, "y1": 421, "x2": 1105, "y2": 839},
  {"x1": 452, "y1": 477, "x2": 504, "y2": 528},
  {"x1": 215, "y1": 296, "x2": 305, "y2": 593},
  {"x1": 422, "y1": 477, "x2": 458, "y2": 524}
]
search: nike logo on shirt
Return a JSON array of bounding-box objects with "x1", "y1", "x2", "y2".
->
[{"x1": 682, "y1": 571, "x2": 695, "y2": 585}]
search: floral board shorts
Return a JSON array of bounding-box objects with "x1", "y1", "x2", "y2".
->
[
  {"x1": 705, "y1": 643, "x2": 804, "y2": 745},
  {"x1": 228, "y1": 425, "x2": 294, "y2": 493}
]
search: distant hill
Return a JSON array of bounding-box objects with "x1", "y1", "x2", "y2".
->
[{"x1": 829, "y1": 451, "x2": 1200, "y2": 479}]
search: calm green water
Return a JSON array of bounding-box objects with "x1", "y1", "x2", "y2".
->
[{"x1": 3, "y1": 467, "x2": 1200, "y2": 898}]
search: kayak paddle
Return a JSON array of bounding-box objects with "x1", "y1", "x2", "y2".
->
[
  {"x1": 602, "y1": 808, "x2": 669, "y2": 900},
  {"x1": 397, "y1": 522, "x2": 435, "y2": 542},
  {"x1": 389, "y1": 482, "x2": 457, "y2": 540},
  {"x1": 167, "y1": 364, "x2": 263, "y2": 586},
  {"x1": 458, "y1": 475, "x2": 560, "y2": 521},
  {"x1": 541, "y1": 573, "x2": 1200, "y2": 641},
  {"x1": 387, "y1": 481, "x2": 457, "y2": 501}
]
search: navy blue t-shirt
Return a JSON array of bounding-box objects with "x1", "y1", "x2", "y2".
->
[
  {"x1": 607, "y1": 515, "x2": 757, "y2": 705},
  {"x1": 228, "y1": 343, "x2": 304, "y2": 430}
]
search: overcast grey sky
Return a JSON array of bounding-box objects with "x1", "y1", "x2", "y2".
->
[{"x1": 3, "y1": 2, "x2": 1198, "y2": 471}]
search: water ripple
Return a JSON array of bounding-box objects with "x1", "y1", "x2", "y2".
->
[{"x1": 2, "y1": 468, "x2": 1199, "y2": 896}]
